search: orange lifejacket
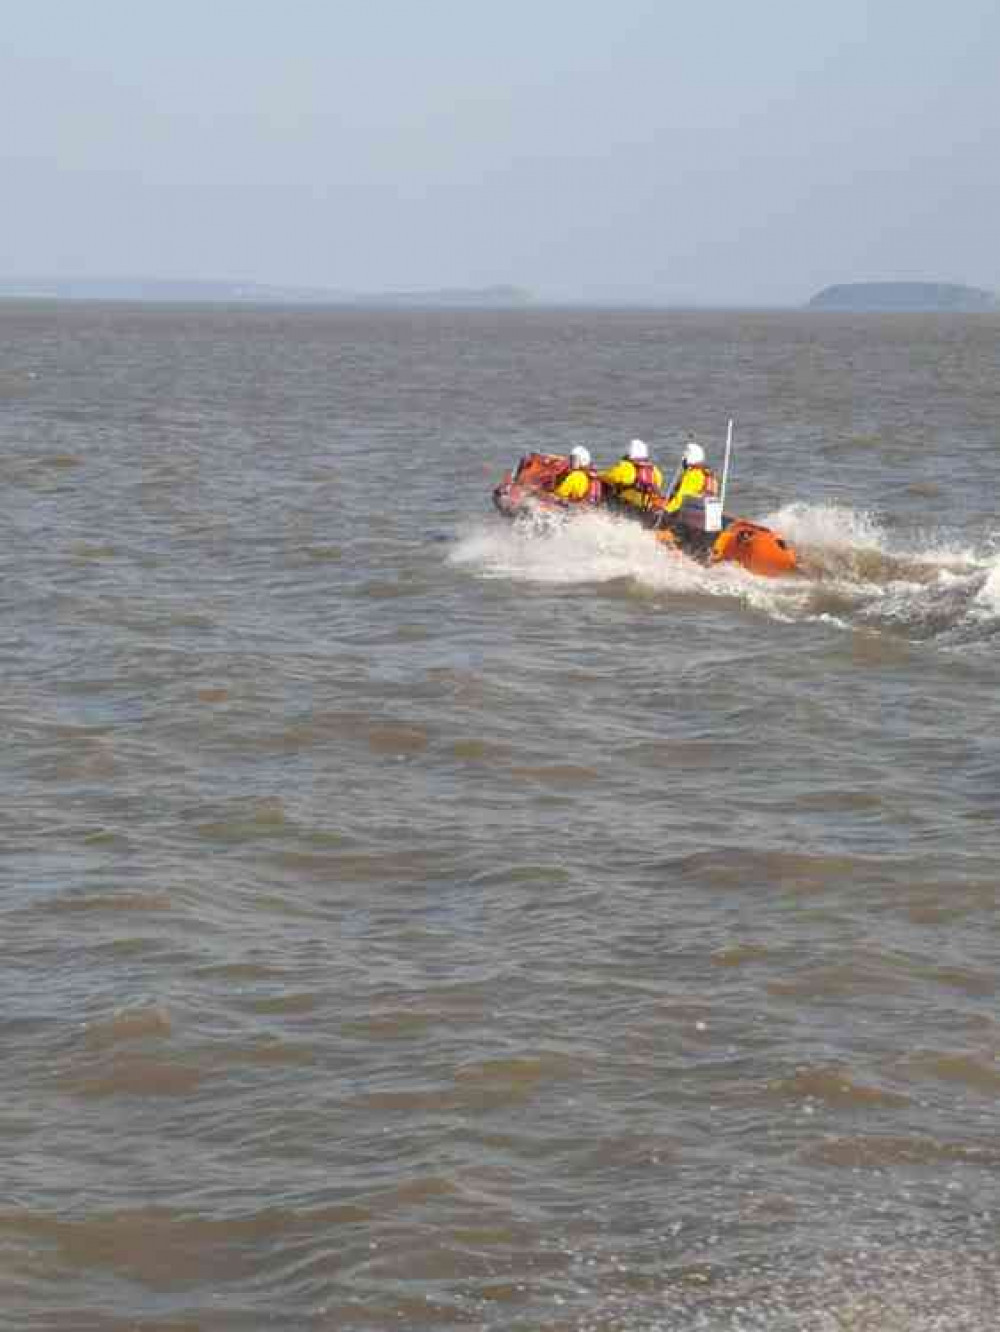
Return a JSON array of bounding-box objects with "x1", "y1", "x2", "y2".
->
[{"x1": 630, "y1": 458, "x2": 659, "y2": 496}]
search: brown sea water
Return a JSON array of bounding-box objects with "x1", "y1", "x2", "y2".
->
[{"x1": 1, "y1": 303, "x2": 999, "y2": 1329}]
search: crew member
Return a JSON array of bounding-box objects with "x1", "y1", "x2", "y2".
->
[
  {"x1": 599, "y1": 438, "x2": 663, "y2": 513},
  {"x1": 552, "y1": 445, "x2": 605, "y2": 505},
  {"x1": 664, "y1": 440, "x2": 720, "y2": 513}
]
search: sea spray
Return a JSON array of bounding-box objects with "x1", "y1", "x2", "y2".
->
[{"x1": 454, "y1": 506, "x2": 1000, "y2": 645}]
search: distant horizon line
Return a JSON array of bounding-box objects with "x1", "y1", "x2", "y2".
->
[
  {"x1": 0, "y1": 275, "x2": 996, "y2": 312},
  {"x1": 0, "y1": 275, "x2": 787, "y2": 309}
]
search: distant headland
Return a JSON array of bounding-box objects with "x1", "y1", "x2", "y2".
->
[
  {"x1": 808, "y1": 282, "x2": 998, "y2": 312},
  {"x1": 0, "y1": 278, "x2": 533, "y2": 308}
]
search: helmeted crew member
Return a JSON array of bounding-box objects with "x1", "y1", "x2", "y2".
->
[
  {"x1": 664, "y1": 440, "x2": 720, "y2": 513},
  {"x1": 552, "y1": 445, "x2": 605, "y2": 505},
  {"x1": 599, "y1": 438, "x2": 663, "y2": 512}
]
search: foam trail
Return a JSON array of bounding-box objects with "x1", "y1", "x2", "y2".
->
[
  {"x1": 450, "y1": 511, "x2": 707, "y2": 593},
  {"x1": 767, "y1": 502, "x2": 1000, "y2": 640},
  {"x1": 452, "y1": 507, "x2": 1000, "y2": 644},
  {"x1": 767, "y1": 501, "x2": 984, "y2": 579}
]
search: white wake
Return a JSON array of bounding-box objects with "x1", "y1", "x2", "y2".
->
[{"x1": 452, "y1": 505, "x2": 1000, "y2": 644}]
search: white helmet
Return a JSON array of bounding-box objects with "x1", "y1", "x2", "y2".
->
[
  {"x1": 682, "y1": 440, "x2": 705, "y2": 467},
  {"x1": 569, "y1": 445, "x2": 591, "y2": 469},
  {"x1": 627, "y1": 438, "x2": 649, "y2": 461}
]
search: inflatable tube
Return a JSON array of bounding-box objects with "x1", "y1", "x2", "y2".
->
[{"x1": 709, "y1": 520, "x2": 797, "y2": 577}]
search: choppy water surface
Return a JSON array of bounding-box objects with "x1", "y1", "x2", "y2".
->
[{"x1": 2, "y1": 304, "x2": 999, "y2": 1329}]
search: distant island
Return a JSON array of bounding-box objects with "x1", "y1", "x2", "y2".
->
[
  {"x1": 0, "y1": 278, "x2": 532, "y2": 308},
  {"x1": 808, "y1": 282, "x2": 998, "y2": 312}
]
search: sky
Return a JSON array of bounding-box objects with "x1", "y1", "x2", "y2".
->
[{"x1": 2, "y1": 0, "x2": 999, "y2": 305}]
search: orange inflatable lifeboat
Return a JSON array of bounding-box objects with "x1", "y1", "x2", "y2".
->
[{"x1": 491, "y1": 451, "x2": 797, "y2": 578}]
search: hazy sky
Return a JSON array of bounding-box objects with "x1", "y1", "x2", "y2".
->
[{"x1": 3, "y1": 0, "x2": 998, "y2": 304}]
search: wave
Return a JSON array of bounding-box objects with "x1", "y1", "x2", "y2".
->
[
  {"x1": 773, "y1": 502, "x2": 1000, "y2": 644},
  {"x1": 450, "y1": 505, "x2": 1000, "y2": 646}
]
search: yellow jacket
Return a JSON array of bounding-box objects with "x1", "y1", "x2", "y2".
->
[
  {"x1": 553, "y1": 469, "x2": 591, "y2": 501},
  {"x1": 599, "y1": 458, "x2": 664, "y2": 509},
  {"x1": 664, "y1": 465, "x2": 716, "y2": 513}
]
